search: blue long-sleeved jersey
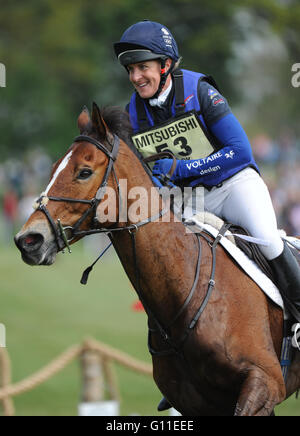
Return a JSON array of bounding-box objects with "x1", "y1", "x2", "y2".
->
[
  {"x1": 169, "y1": 113, "x2": 259, "y2": 187},
  {"x1": 127, "y1": 69, "x2": 259, "y2": 187}
]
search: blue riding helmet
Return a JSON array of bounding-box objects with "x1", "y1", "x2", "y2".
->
[{"x1": 114, "y1": 20, "x2": 180, "y2": 67}]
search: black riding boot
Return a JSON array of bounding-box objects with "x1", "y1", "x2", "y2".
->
[
  {"x1": 157, "y1": 397, "x2": 172, "y2": 412},
  {"x1": 269, "y1": 242, "x2": 300, "y2": 323}
]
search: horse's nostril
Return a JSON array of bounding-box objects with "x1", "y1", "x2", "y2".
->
[
  {"x1": 16, "y1": 232, "x2": 44, "y2": 252},
  {"x1": 24, "y1": 235, "x2": 37, "y2": 246}
]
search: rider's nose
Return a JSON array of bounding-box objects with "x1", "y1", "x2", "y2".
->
[
  {"x1": 14, "y1": 232, "x2": 44, "y2": 253},
  {"x1": 130, "y1": 68, "x2": 142, "y2": 84}
]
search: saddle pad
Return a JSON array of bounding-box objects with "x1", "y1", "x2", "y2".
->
[{"x1": 189, "y1": 217, "x2": 284, "y2": 310}]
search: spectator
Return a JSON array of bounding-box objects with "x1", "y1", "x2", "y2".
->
[{"x1": 2, "y1": 188, "x2": 18, "y2": 243}]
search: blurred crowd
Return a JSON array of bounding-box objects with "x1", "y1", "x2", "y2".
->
[
  {"x1": 0, "y1": 148, "x2": 52, "y2": 244},
  {"x1": 0, "y1": 130, "x2": 299, "y2": 247},
  {"x1": 251, "y1": 130, "x2": 300, "y2": 236}
]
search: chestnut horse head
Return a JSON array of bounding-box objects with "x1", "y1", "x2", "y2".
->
[{"x1": 14, "y1": 103, "x2": 139, "y2": 266}]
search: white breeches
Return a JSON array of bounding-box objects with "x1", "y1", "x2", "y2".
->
[{"x1": 202, "y1": 168, "x2": 284, "y2": 260}]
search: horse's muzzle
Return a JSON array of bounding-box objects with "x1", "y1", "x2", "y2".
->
[{"x1": 15, "y1": 226, "x2": 57, "y2": 266}]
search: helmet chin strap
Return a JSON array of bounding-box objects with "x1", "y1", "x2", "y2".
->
[{"x1": 150, "y1": 59, "x2": 176, "y2": 100}]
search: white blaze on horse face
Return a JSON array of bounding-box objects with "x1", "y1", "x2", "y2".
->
[{"x1": 45, "y1": 150, "x2": 73, "y2": 195}]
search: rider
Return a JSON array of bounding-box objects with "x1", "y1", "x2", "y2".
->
[{"x1": 114, "y1": 19, "x2": 300, "y2": 408}]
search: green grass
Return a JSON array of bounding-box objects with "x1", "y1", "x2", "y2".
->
[
  {"x1": 0, "y1": 240, "x2": 299, "y2": 416},
  {"x1": 0, "y1": 239, "x2": 162, "y2": 416}
]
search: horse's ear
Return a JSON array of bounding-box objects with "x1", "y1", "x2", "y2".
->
[
  {"x1": 78, "y1": 106, "x2": 92, "y2": 134},
  {"x1": 92, "y1": 102, "x2": 108, "y2": 141}
]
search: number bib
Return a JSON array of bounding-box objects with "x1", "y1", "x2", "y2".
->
[{"x1": 132, "y1": 110, "x2": 214, "y2": 165}]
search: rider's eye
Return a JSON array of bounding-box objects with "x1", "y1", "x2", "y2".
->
[{"x1": 77, "y1": 168, "x2": 93, "y2": 180}]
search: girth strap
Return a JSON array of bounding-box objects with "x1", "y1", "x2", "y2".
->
[{"x1": 148, "y1": 222, "x2": 231, "y2": 357}]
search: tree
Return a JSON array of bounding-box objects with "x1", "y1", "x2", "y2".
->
[{"x1": 0, "y1": 0, "x2": 298, "y2": 159}]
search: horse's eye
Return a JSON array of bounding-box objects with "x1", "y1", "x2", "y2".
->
[{"x1": 77, "y1": 168, "x2": 93, "y2": 180}]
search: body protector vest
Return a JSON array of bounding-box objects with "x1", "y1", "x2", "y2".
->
[{"x1": 129, "y1": 69, "x2": 221, "y2": 165}]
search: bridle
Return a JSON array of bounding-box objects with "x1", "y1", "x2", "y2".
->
[
  {"x1": 34, "y1": 134, "x2": 121, "y2": 253},
  {"x1": 34, "y1": 133, "x2": 168, "y2": 254}
]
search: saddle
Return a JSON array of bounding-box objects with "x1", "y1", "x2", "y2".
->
[
  {"x1": 191, "y1": 212, "x2": 300, "y2": 286},
  {"x1": 230, "y1": 226, "x2": 300, "y2": 281},
  {"x1": 229, "y1": 225, "x2": 275, "y2": 282}
]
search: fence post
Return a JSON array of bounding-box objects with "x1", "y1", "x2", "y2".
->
[
  {"x1": 78, "y1": 340, "x2": 119, "y2": 416},
  {"x1": 0, "y1": 348, "x2": 15, "y2": 416},
  {"x1": 80, "y1": 348, "x2": 104, "y2": 403}
]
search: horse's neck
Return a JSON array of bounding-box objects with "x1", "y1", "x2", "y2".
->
[
  {"x1": 112, "y1": 221, "x2": 195, "y2": 325},
  {"x1": 110, "y1": 142, "x2": 197, "y2": 324}
]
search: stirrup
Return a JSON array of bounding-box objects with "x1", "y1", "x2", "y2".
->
[{"x1": 292, "y1": 323, "x2": 300, "y2": 351}]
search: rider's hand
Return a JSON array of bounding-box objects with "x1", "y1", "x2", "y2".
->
[
  {"x1": 152, "y1": 159, "x2": 177, "y2": 180},
  {"x1": 151, "y1": 175, "x2": 164, "y2": 188}
]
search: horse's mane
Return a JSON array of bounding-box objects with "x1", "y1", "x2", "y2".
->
[
  {"x1": 101, "y1": 106, "x2": 153, "y2": 179},
  {"x1": 101, "y1": 106, "x2": 133, "y2": 145}
]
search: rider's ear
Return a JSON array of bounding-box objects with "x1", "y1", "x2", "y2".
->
[
  {"x1": 92, "y1": 102, "x2": 109, "y2": 141},
  {"x1": 78, "y1": 106, "x2": 92, "y2": 134}
]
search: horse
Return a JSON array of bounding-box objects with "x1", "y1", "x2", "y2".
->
[{"x1": 15, "y1": 103, "x2": 300, "y2": 416}]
